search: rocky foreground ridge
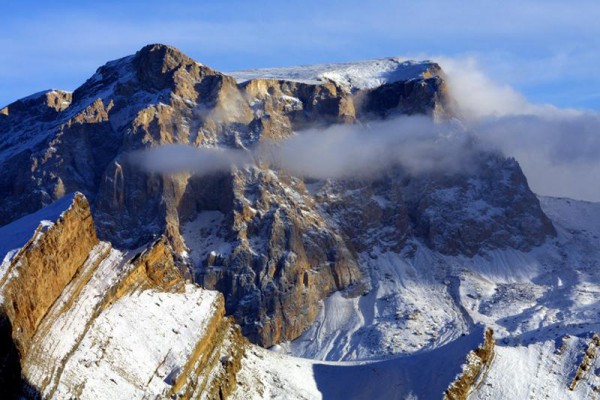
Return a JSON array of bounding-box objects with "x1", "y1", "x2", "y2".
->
[{"x1": 0, "y1": 193, "x2": 246, "y2": 399}]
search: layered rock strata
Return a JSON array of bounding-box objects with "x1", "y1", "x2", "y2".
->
[{"x1": 0, "y1": 194, "x2": 246, "y2": 399}]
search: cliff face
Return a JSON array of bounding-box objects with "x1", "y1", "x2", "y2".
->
[
  {"x1": 0, "y1": 193, "x2": 98, "y2": 355},
  {"x1": 196, "y1": 168, "x2": 361, "y2": 346},
  {"x1": 0, "y1": 194, "x2": 246, "y2": 399},
  {"x1": 0, "y1": 44, "x2": 555, "y2": 349},
  {"x1": 0, "y1": 45, "x2": 455, "y2": 246},
  {"x1": 360, "y1": 65, "x2": 453, "y2": 119}
]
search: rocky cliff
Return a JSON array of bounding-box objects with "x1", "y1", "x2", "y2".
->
[
  {"x1": 196, "y1": 167, "x2": 361, "y2": 345},
  {"x1": 0, "y1": 44, "x2": 555, "y2": 350},
  {"x1": 0, "y1": 193, "x2": 97, "y2": 357},
  {"x1": 316, "y1": 154, "x2": 555, "y2": 257},
  {"x1": 0, "y1": 194, "x2": 246, "y2": 399}
]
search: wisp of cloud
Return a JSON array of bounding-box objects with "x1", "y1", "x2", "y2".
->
[
  {"x1": 261, "y1": 117, "x2": 476, "y2": 179},
  {"x1": 132, "y1": 116, "x2": 480, "y2": 181},
  {"x1": 129, "y1": 145, "x2": 251, "y2": 176},
  {"x1": 440, "y1": 56, "x2": 600, "y2": 201}
]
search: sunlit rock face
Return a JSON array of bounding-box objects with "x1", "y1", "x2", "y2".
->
[{"x1": 0, "y1": 194, "x2": 246, "y2": 399}]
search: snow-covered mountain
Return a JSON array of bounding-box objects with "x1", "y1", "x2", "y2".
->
[{"x1": 0, "y1": 44, "x2": 597, "y2": 399}]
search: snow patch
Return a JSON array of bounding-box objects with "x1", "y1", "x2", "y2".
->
[{"x1": 229, "y1": 58, "x2": 437, "y2": 91}]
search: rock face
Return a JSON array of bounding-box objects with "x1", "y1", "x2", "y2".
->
[
  {"x1": 317, "y1": 155, "x2": 555, "y2": 258},
  {"x1": 0, "y1": 194, "x2": 246, "y2": 399},
  {"x1": 0, "y1": 44, "x2": 555, "y2": 348},
  {"x1": 445, "y1": 328, "x2": 496, "y2": 400},
  {"x1": 403, "y1": 156, "x2": 556, "y2": 256},
  {"x1": 0, "y1": 193, "x2": 98, "y2": 356},
  {"x1": 360, "y1": 63, "x2": 452, "y2": 119},
  {"x1": 195, "y1": 168, "x2": 361, "y2": 345}
]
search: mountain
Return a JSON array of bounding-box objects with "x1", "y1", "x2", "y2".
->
[{"x1": 2, "y1": 44, "x2": 596, "y2": 399}]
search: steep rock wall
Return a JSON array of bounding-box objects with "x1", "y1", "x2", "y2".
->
[
  {"x1": 0, "y1": 194, "x2": 246, "y2": 399},
  {"x1": 0, "y1": 193, "x2": 98, "y2": 355}
]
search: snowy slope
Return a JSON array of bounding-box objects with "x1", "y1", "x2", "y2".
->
[
  {"x1": 239, "y1": 195, "x2": 597, "y2": 398},
  {"x1": 51, "y1": 285, "x2": 221, "y2": 399},
  {"x1": 278, "y1": 249, "x2": 470, "y2": 360},
  {"x1": 466, "y1": 197, "x2": 600, "y2": 398},
  {"x1": 229, "y1": 58, "x2": 438, "y2": 91},
  {"x1": 472, "y1": 334, "x2": 600, "y2": 400},
  {"x1": 181, "y1": 210, "x2": 232, "y2": 270}
]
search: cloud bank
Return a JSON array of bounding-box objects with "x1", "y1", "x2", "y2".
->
[
  {"x1": 262, "y1": 118, "x2": 478, "y2": 179},
  {"x1": 441, "y1": 57, "x2": 600, "y2": 201}
]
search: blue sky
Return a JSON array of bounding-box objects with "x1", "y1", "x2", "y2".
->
[{"x1": 1, "y1": 0, "x2": 600, "y2": 109}]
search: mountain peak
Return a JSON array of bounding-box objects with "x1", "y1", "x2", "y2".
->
[
  {"x1": 134, "y1": 44, "x2": 193, "y2": 91},
  {"x1": 135, "y1": 43, "x2": 195, "y2": 71},
  {"x1": 69, "y1": 43, "x2": 220, "y2": 104},
  {"x1": 133, "y1": 43, "x2": 214, "y2": 91}
]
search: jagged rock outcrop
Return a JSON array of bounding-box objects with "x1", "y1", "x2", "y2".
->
[
  {"x1": 241, "y1": 78, "x2": 356, "y2": 134},
  {"x1": 0, "y1": 89, "x2": 72, "y2": 118},
  {"x1": 0, "y1": 44, "x2": 555, "y2": 349},
  {"x1": 0, "y1": 194, "x2": 247, "y2": 399},
  {"x1": 569, "y1": 333, "x2": 600, "y2": 391},
  {"x1": 445, "y1": 328, "x2": 495, "y2": 400}
]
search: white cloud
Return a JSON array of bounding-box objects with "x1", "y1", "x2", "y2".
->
[
  {"x1": 438, "y1": 56, "x2": 535, "y2": 118},
  {"x1": 438, "y1": 56, "x2": 600, "y2": 201},
  {"x1": 262, "y1": 118, "x2": 475, "y2": 179},
  {"x1": 133, "y1": 117, "x2": 478, "y2": 180}
]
